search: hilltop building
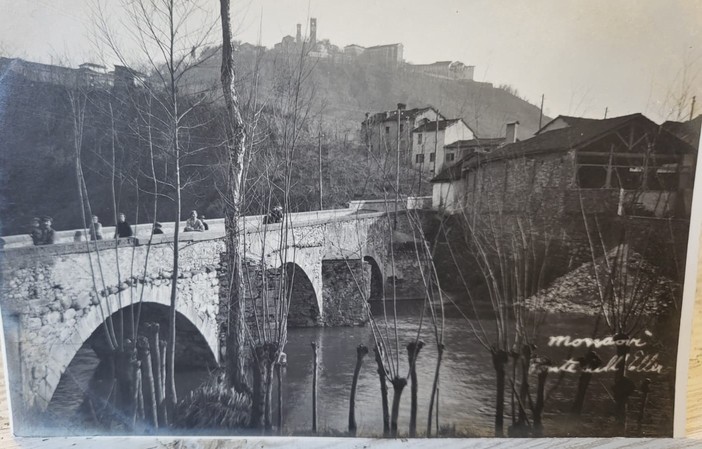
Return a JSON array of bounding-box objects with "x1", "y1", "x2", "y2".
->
[
  {"x1": 361, "y1": 44, "x2": 404, "y2": 67},
  {"x1": 273, "y1": 19, "x2": 406, "y2": 67},
  {"x1": 0, "y1": 57, "x2": 146, "y2": 90},
  {"x1": 408, "y1": 61, "x2": 474, "y2": 81}
]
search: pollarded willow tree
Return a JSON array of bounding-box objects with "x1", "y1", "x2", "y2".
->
[{"x1": 438, "y1": 152, "x2": 564, "y2": 437}]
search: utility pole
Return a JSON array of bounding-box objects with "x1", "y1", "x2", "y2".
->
[
  {"x1": 394, "y1": 103, "x2": 405, "y2": 229},
  {"x1": 691, "y1": 96, "x2": 697, "y2": 121},
  {"x1": 604, "y1": 107, "x2": 608, "y2": 119},
  {"x1": 538, "y1": 94, "x2": 544, "y2": 129},
  {"x1": 318, "y1": 129, "x2": 324, "y2": 210},
  {"x1": 434, "y1": 112, "x2": 439, "y2": 174}
]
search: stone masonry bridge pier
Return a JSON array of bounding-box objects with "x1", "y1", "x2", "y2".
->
[{"x1": 0, "y1": 199, "x2": 431, "y2": 428}]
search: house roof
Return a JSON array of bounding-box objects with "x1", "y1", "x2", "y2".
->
[
  {"x1": 444, "y1": 137, "x2": 504, "y2": 151},
  {"x1": 365, "y1": 43, "x2": 402, "y2": 50},
  {"x1": 535, "y1": 115, "x2": 601, "y2": 135},
  {"x1": 663, "y1": 115, "x2": 701, "y2": 148},
  {"x1": 431, "y1": 160, "x2": 464, "y2": 183},
  {"x1": 363, "y1": 106, "x2": 438, "y2": 125},
  {"x1": 413, "y1": 119, "x2": 465, "y2": 133},
  {"x1": 463, "y1": 113, "x2": 694, "y2": 170}
]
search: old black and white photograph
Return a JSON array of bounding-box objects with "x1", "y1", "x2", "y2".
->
[{"x1": 0, "y1": 0, "x2": 701, "y2": 441}]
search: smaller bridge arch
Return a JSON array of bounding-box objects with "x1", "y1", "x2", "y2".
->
[
  {"x1": 363, "y1": 255, "x2": 385, "y2": 301},
  {"x1": 282, "y1": 262, "x2": 320, "y2": 327}
]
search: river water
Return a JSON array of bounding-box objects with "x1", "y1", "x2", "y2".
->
[{"x1": 45, "y1": 302, "x2": 676, "y2": 437}]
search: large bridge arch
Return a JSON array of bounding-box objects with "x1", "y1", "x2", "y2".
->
[
  {"x1": 45, "y1": 301, "x2": 217, "y2": 423},
  {"x1": 30, "y1": 281, "x2": 219, "y2": 413}
]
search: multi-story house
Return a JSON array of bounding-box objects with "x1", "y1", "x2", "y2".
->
[
  {"x1": 411, "y1": 118, "x2": 475, "y2": 174},
  {"x1": 361, "y1": 106, "x2": 444, "y2": 156}
]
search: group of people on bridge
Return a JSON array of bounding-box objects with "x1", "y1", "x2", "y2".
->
[
  {"x1": 27, "y1": 210, "x2": 211, "y2": 246},
  {"x1": 19, "y1": 205, "x2": 288, "y2": 247}
]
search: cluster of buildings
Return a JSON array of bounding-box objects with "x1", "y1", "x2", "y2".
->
[
  {"x1": 0, "y1": 57, "x2": 147, "y2": 90},
  {"x1": 430, "y1": 112, "x2": 700, "y2": 220},
  {"x1": 272, "y1": 18, "x2": 474, "y2": 80},
  {"x1": 360, "y1": 105, "x2": 510, "y2": 176},
  {"x1": 273, "y1": 18, "x2": 405, "y2": 67},
  {"x1": 360, "y1": 102, "x2": 700, "y2": 225}
]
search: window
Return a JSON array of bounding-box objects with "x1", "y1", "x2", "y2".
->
[
  {"x1": 415, "y1": 154, "x2": 425, "y2": 163},
  {"x1": 611, "y1": 167, "x2": 643, "y2": 190},
  {"x1": 429, "y1": 153, "x2": 435, "y2": 162},
  {"x1": 648, "y1": 165, "x2": 679, "y2": 190},
  {"x1": 446, "y1": 153, "x2": 455, "y2": 162},
  {"x1": 385, "y1": 126, "x2": 390, "y2": 134},
  {"x1": 577, "y1": 166, "x2": 608, "y2": 188},
  {"x1": 418, "y1": 133, "x2": 423, "y2": 144}
]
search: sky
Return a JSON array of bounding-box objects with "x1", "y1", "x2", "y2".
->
[{"x1": 1, "y1": 0, "x2": 701, "y2": 123}]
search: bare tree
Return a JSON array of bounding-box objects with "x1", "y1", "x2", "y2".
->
[{"x1": 94, "y1": 0, "x2": 219, "y2": 416}]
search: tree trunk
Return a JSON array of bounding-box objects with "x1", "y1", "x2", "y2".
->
[
  {"x1": 311, "y1": 342, "x2": 318, "y2": 434},
  {"x1": 145, "y1": 323, "x2": 166, "y2": 426},
  {"x1": 533, "y1": 362, "x2": 549, "y2": 437},
  {"x1": 427, "y1": 343, "x2": 444, "y2": 437},
  {"x1": 613, "y1": 333, "x2": 634, "y2": 433},
  {"x1": 492, "y1": 349, "x2": 508, "y2": 437},
  {"x1": 390, "y1": 377, "x2": 407, "y2": 438},
  {"x1": 159, "y1": 338, "x2": 168, "y2": 425},
  {"x1": 638, "y1": 378, "x2": 651, "y2": 432},
  {"x1": 115, "y1": 344, "x2": 138, "y2": 427},
  {"x1": 251, "y1": 344, "x2": 268, "y2": 430},
  {"x1": 137, "y1": 336, "x2": 159, "y2": 428},
  {"x1": 166, "y1": 186, "x2": 179, "y2": 418},
  {"x1": 219, "y1": 0, "x2": 250, "y2": 396},
  {"x1": 515, "y1": 344, "x2": 532, "y2": 435},
  {"x1": 373, "y1": 345, "x2": 390, "y2": 437},
  {"x1": 131, "y1": 362, "x2": 142, "y2": 431},
  {"x1": 276, "y1": 360, "x2": 283, "y2": 435},
  {"x1": 572, "y1": 350, "x2": 601, "y2": 415},
  {"x1": 264, "y1": 343, "x2": 278, "y2": 433},
  {"x1": 349, "y1": 344, "x2": 369, "y2": 436},
  {"x1": 407, "y1": 341, "x2": 424, "y2": 437}
]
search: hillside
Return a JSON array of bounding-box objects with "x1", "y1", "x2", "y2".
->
[{"x1": 185, "y1": 47, "x2": 545, "y2": 140}]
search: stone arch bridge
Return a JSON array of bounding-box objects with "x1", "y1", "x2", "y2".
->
[{"x1": 0, "y1": 202, "x2": 431, "y2": 423}]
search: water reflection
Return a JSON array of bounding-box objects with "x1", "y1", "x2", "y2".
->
[{"x1": 46, "y1": 302, "x2": 675, "y2": 437}]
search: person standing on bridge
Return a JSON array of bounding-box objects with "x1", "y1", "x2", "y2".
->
[
  {"x1": 89, "y1": 215, "x2": 103, "y2": 241},
  {"x1": 29, "y1": 217, "x2": 42, "y2": 245},
  {"x1": 270, "y1": 205, "x2": 283, "y2": 224},
  {"x1": 115, "y1": 213, "x2": 133, "y2": 238},
  {"x1": 184, "y1": 210, "x2": 205, "y2": 232},
  {"x1": 37, "y1": 216, "x2": 56, "y2": 245}
]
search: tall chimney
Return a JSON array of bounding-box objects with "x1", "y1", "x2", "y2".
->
[
  {"x1": 296, "y1": 24, "x2": 302, "y2": 43},
  {"x1": 505, "y1": 121, "x2": 519, "y2": 144},
  {"x1": 310, "y1": 18, "x2": 317, "y2": 45}
]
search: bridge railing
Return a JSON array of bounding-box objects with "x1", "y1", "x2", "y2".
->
[
  {"x1": 348, "y1": 196, "x2": 431, "y2": 212},
  {"x1": 1, "y1": 197, "x2": 431, "y2": 249}
]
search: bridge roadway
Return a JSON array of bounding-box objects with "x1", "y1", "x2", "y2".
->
[{"x1": 0, "y1": 198, "x2": 430, "y2": 424}]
